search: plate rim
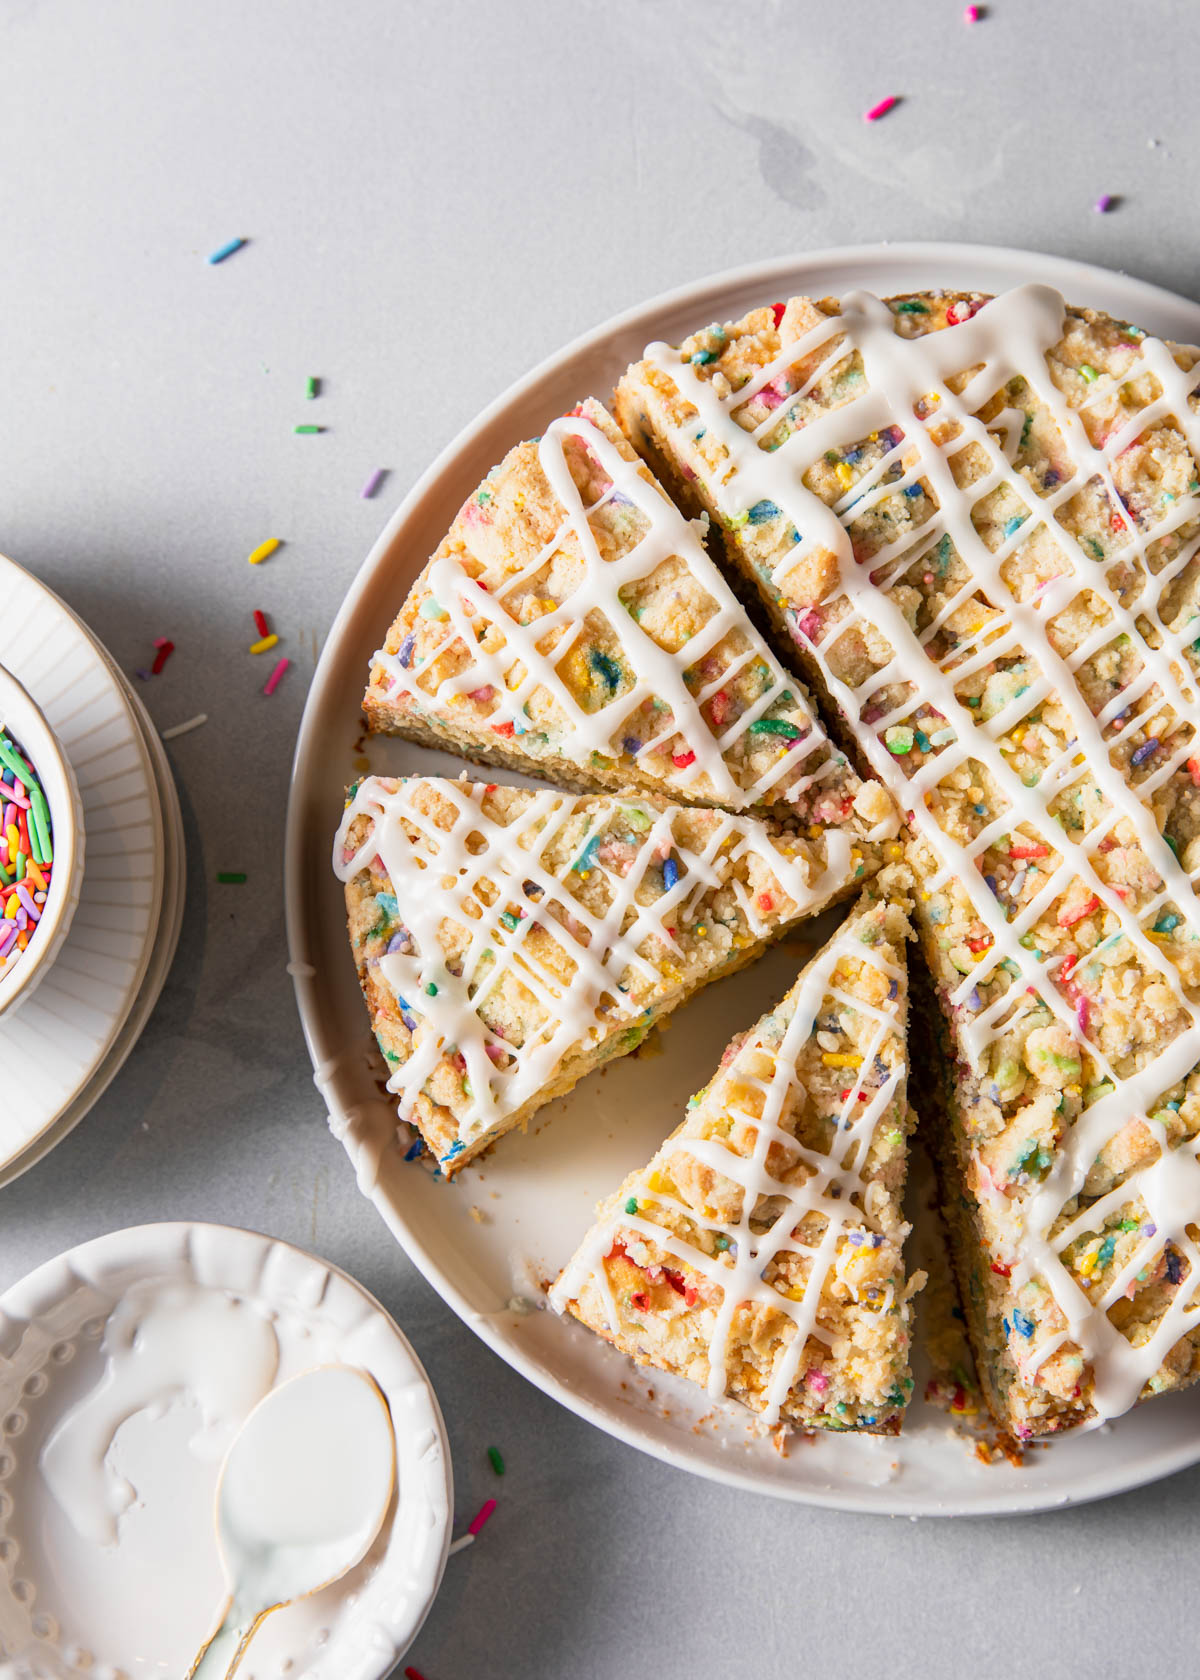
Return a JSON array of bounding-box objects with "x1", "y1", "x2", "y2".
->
[{"x1": 285, "y1": 241, "x2": 1200, "y2": 1516}]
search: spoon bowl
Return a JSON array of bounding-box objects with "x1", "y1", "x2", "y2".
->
[{"x1": 187, "y1": 1365, "x2": 397, "y2": 1680}]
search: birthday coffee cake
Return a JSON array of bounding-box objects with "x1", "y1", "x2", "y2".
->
[{"x1": 337, "y1": 278, "x2": 1200, "y2": 1441}]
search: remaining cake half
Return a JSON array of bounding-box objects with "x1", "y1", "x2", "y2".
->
[
  {"x1": 363, "y1": 397, "x2": 895, "y2": 846},
  {"x1": 617, "y1": 284, "x2": 1200, "y2": 1436},
  {"x1": 552, "y1": 877, "x2": 919, "y2": 1431},
  {"x1": 334, "y1": 775, "x2": 868, "y2": 1175}
]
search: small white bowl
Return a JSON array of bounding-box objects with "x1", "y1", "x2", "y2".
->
[{"x1": 0, "y1": 663, "x2": 85, "y2": 1019}]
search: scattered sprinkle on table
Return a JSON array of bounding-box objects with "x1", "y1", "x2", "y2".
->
[
  {"x1": 467, "y1": 1497, "x2": 497, "y2": 1536},
  {"x1": 248, "y1": 537, "x2": 282, "y2": 566},
  {"x1": 263, "y1": 655, "x2": 290, "y2": 696},
  {"x1": 487, "y1": 1445, "x2": 505, "y2": 1475},
  {"x1": 293, "y1": 424, "x2": 324, "y2": 435},
  {"x1": 160, "y1": 713, "x2": 208, "y2": 741},
  {"x1": 403, "y1": 1668, "x2": 427, "y2": 1680},
  {"x1": 207, "y1": 237, "x2": 247, "y2": 265},
  {"x1": 1094, "y1": 193, "x2": 1118, "y2": 213},
  {"x1": 216, "y1": 872, "x2": 247, "y2": 884},
  {"x1": 0, "y1": 732, "x2": 53, "y2": 976},
  {"x1": 360, "y1": 467, "x2": 387, "y2": 499},
  {"x1": 253, "y1": 609, "x2": 270, "y2": 637},
  {"x1": 150, "y1": 637, "x2": 175, "y2": 676},
  {"x1": 446, "y1": 1533, "x2": 475, "y2": 1555},
  {"x1": 964, "y1": 2, "x2": 982, "y2": 19},
  {"x1": 305, "y1": 375, "x2": 320, "y2": 399},
  {"x1": 250, "y1": 632, "x2": 279, "y2": 654},
  {"x1": 864, "y1": 95, "x2": 900, "y2": 123}
]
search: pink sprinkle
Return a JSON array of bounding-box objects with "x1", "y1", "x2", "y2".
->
[
  {"x1": 263, "y1": 656, "x2": 290, "y2": 697},
  {"x1": 864, "y1": 95, "x2": 900, "y2": 124},
  {"x1": 964, "y1": 2, "x2": 982, "y2": 19},
  {"x1": 467, "y1": 1497, "x2": 496, "y2": 1536},
  {"x1": 360, "y1": 467, "x2": 387, "y2": 499},
  {"x1": 1094, "y1": 193, "x2": 1117, "y2": 214},
  {"x1": 468, "y1": 685, "x2": 495, "y2": 704}
]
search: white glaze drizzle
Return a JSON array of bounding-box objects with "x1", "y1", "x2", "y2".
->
[
  {"x1": 552, "y1": 912, "x2": 907, "y2": 1426},
  {"x1": 333, "y1": 777, "x2": 850, "y2": 1163},
  {"x1": 642, "y1": 284, "x2": 1200, "y2": 1420},
  {"x1": 370, "y1": 408, "x2": 866, "y2": 815}
]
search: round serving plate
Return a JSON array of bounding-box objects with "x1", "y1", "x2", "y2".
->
[
  {"x1": 0, "y1": 656, "x2": 187, "y2": 1188},
  {"x1": 0, "y1": 554, "x2": 167, "y2": 1178},
  {"x1": 286, "y1": 244, "x2": 1200, "y2": 1516},
  {"x1": 0, "y1": 1222, "x2": 451, "y2": 1678}
]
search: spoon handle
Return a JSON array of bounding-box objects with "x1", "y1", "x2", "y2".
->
[{"x1": 185, "y1": 1598, "x2": 271, "y2": 1680}]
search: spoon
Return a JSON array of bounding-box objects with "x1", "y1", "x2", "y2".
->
[{"x1": 185, "y1": 1364, "x2": 396, "y2": 1680}]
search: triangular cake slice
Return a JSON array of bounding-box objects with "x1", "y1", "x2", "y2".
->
[
  {"x1": 618, "y1": 284, "x2": 1200, "y2": 1437},
  {"x1": 551, "y1": 878, "x2": 919, "y2": 1432},
  {"x1": 363, "y1": 397, "x2": 895, "y2": 849},
  {"x1": 334, "y1": 775, "x2": 869, "y2": 1175}
]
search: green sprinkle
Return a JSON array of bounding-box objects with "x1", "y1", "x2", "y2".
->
[
  {"x1": 885, "y1": 725, "x2": 915, "y2": 755},
  {"x1": 714, "y1": 1234, "x2": 731, "y2": 1250},
  {"x1": 28, "y1": 789, "x2": 52, "y2": 864},
  {"x1": 690, "y1": 348, "x2": 718, "y2": 365},
  {"x1": 896, "y1": 300, "x2": 929, "y2": 314},
  {"x1": 425, "y1": 982, "x2": 438, "y2": 996},
  {"x1": 487, "y1": 1446, "x2": 505, "y2": 1476},
  {"x1": 305, "y1": 375, "x2": 319, "y2": 399},
  {"x1": 748, "y1": 718, "x2": 801, "y2": 739},
  {"x1": 216, "y1": 871, "x2": 247, "y2": 884},
  {"x1": 293, "y1": 423, "x2": 324, "y2": 434},
  {"x1": 1079, "y1": 364, "x2": 1099, "y2": 383},
  {"x1": 499, "y1": 910, "x2": 520, "y2": 932},
  {"x1": 0, "y1": 737, "x2": 37, "y2": 785},
  {"x1": 624, "y1": 1197, "x2": 639, "y2": 1215}
]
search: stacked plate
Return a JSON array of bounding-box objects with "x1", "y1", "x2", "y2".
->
[{"x1": 0, "y1": 552, "x2": 184, "y2": 1185}]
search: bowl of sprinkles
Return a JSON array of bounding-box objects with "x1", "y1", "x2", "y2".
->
[{"x1": 0, "y1": 664, "x2": 84, "y2": 1018}]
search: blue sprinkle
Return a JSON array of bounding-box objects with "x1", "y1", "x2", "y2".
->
[
  {"x1": 1004, "y1": 515, "x2": 1025, "y2": 538},
  {"x1": 404, "y1": 1136, "x2": 427, "y2": 1161},
  {"x1": 662, "y1": 856, "x2": 679, "y2": 891},
  {"x1": 1011, "y1": 1309, "x2": 1035, "y2": 1339},
  {"x1": 443, "y1": 1140, "x2": 466, "y2": 1162},
  {"x1": 398, "y1": 633, "x2": 416, "y2": 669},
  {"x1": 690, "y1": 348, "x2": 718, "y2": 365},
  {"x1": 1166, "y1": 1250, "x2": 1184, "y2": 1285},
  {"x1": 573, "y1": 832, "x2": 603, "y2": 874},
  {"x1": 622, "y1": 736, "x2": 642, "y2": 755},
  {"x1": 903, "y1": 483, "x2": 922, "y2": 500},
  {"x1": 207, "y1": 236, "x2": 247, "y2": 264},
  {"x1": 589, "y1": 649, "x2": 622, "y2": 691},
  {"x1": 374, "y1": 891, "x2": 399, "y2": 918},
  {"x1": 746, "y1": 499, "x2": 781, "y2": 525}
]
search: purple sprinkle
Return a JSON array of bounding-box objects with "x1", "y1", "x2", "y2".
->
[
  {"x1": 622, "y1": 736, "x2": 642, "y2": 755},
  {"x1": 385, "y1": 931, "x2": 409, "y2": 954},
  {"x1": 1094, "y1": 194, "x2": 1117, "y2": 214},
  {"x1": 397, "y1": 633, "x2": 416, "y2": 669},
  {"x1": 0, "y1": 925, "x2": 16, "y2": 958},
  {"x1": 1130, "y1": 736, "x2": 1160, "y2": 766},
  {"x1": 135, "y1": 669, "x2": 153, "y2": 682},
  {"x1": 360, "y1": 467, "x2": 387, "y2": 500},
  {"x1": 15, "y1": 884, "x2": 38, "y2": 920}
]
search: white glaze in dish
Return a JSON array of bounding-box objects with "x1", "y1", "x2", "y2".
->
[{"x1": 0, "y1": 1223, "x2": 450, "y2": 1680}]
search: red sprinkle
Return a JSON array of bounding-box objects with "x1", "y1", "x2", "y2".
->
[
  {"x1": 864, "y1": 95, "x2": 900, "y2": 123},
  {"x1": 771, "y1": 302, "x2": 786, "y2": 328},
  {"x1": 1009, "y1": 843, "x2": 1050, "y2": 860},
  {"x1": 1058, "y1": 894, "x2": 1100, "y2": 928},
  {"x1": 671, "y1": 749, "x2": 696, "y2": 769},
  {"x1": 404, "y1": 1669, "x2": 427, "y2": 1680},
  {"x1": 467, "y1": 1497, "x2": 497, "y2": 1536},
  {"x1": 253, "y1": 609, "x2": 269, "y2": 637},
  {"x1": 151, "y1": 639, "x2": 175, "y2": 675},
  {"x1": 990, "y1": 1261, "x2": 1012, "y2": 1277},
  {"x1": 491, "y1": 720, "x2": 515, "y2": 738}
]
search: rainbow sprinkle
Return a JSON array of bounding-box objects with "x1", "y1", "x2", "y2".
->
[
  {"x1": 487, "y1": 1445, "x2": 505, "y2": 1475},
  {"x1": 964, "y1": 2, "x2": 982, "y2": 18},
  {"x1": 253, "y1": 609, "x2": 270, "y2": 637},
  {"x1": 263, "y1": 656, "x2": 290, "y2": 697},
  {"x1": 217, "y1": 872, "x2": 247, "y2": 884},
  {"x1": 248, "y1": 538, "x2": 282, "y2": 567},
  {"x1": 250, "y1": 633, "x2": 279, "y2": 654},
  {"x1": 293, "y1": 424, "x2": 324, "y2": 435},
  {"x1": 1095, "y1": 193, "x2": 1118, "y2": 214},
  {"x1": 305, "y1": 376, "x2": 320, "y2": 399},
  {"x1": 864, "y1": 95, "x2": 900, "y2": 123},
  {"x1": 160, "y1": 713, "x2": 208, "y2": 741},
  {"x1": 206, "y1": 237, "x2": 247, "y2": 265},
  {"x1": 360, "y1": 467, "x2": 387, "y2": 499},
  {"x1": 467, "y1": 1497, "x2": 497, "y2": 1536},
  {"x1": 0, "y1": 732, "x2": 53, "y2": 980}
]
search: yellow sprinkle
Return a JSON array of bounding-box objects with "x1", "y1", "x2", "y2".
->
[
  {"x1": 835, "y1": 462, "x2": 855, "y2": 491},
  {"x1": 4, "y1": 895, "x2": 17, "y2": 921},
  {"x1": 1009, "y1": 728, "x2": 1024, "y2": 746},
  {"x1": 247, "y1": 537, "x2": 282, "y2": 566},
  {"x1": 884, "y1": 841, "x2": 904, "y2": 861},
  {"x1": 1145, "y1": 929, "x2": 1169, "y2": 942},
  {"x1": 784, "y1": 1286, "x2": 806, "y2": 1301},
  {"x1": 696, "y1": 925, "x2": 707, "y2": 936},
  {"x1": 249, "y1": 633, "x2": 280, "y2": 654},
  {"x1": 822, "y1": 1052, "x2": 863, "y2": 1068}
]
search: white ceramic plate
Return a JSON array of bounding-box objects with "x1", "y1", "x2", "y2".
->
[
  {"x1": 0, "y1": 556, "x2": 170, "y2": 1179},
  {"x1": 286, "y1": 244, "x2": 1200, "y2": 1515},
  {"x1": 0, "y1": 1222, "x2": 451, "y2": 1680},
  {"x1": 0, "y1": 658, "x2": 186, "y2": 1189}
]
